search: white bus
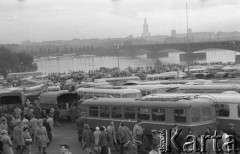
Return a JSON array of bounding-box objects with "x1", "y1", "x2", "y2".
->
[
  {"x1": 94, "y1": 76, "x2": 140, "y2": 86},
  {"x1": 75, "y1": 88, "x2": 142, "y2": 100}
]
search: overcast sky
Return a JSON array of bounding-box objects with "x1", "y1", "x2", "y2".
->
[{"x1": 0, "y1": 0, "x2": 240, "y2": 43}]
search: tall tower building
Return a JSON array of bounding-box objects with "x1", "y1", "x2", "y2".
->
[{"x1": 142, "y1": 18, "x2": 151, "y2": 37}]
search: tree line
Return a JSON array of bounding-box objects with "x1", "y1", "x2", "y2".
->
[{"x1": 0, "y1": 46, "x2": 37, "y2": 78}]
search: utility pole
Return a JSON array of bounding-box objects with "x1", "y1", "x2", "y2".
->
[{"x1": 186, "y1": 3, "x2": 190, "y2": 76}]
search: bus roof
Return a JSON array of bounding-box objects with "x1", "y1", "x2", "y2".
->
[
  {"x1": 82, "y1": 97, "x2": 214, "y2": 108},
  {"x1": 172, "y1": 84, "x2": 240, "y2": 90},
  {"x1": 75, "y1": 88, "x2": 141, "y2": 94},
  {"x1": 144, "y1": 93, "x2": 240, "y2": 105},
  {"x1": 125, "y1": 84, "x2": 178, "y2": 91}
]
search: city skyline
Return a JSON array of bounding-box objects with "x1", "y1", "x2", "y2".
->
[{"x1": 0, "y1": 0, "x2": 240, "y2": 44}]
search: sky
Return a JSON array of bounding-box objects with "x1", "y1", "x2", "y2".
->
[{"x1": 0, "y1": 0, "x2": 240, "y2": 43}]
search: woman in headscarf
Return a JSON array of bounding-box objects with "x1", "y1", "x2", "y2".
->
[
  {"x1": 0, "y1": 130, "x2": 14, "y2": 154},
  {"x1": 34, "y1": 119, "x2": 49, "y2": 154},
  {"x1": 82, "y1": 124, "x2": 93, "y2": 154},
  {"x1": 22, "y1": 127, "x2": 32, "y2": 154}
]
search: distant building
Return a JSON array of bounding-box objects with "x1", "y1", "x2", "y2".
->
[{"x1": 141, "y1": 18, "x2": 151, "y2": 38}]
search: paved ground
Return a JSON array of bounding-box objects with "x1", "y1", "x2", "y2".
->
[
  {"x1": 31, "y1": 122, "x2": 126, "y2": 154},
  {"x1": 32, "y1": 122, "x2": 85, "y2": 154}
]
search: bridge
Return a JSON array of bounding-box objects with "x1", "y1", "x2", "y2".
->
[{"x1": 118, "y1": 41, "x2": 240, "y2": 58}]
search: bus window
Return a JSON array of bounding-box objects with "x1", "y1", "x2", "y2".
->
[
  {"x1": 83, "y1": 92, "x2": 89, "y2": 99},
  {"x1": 201, "y1": 107, "x2": 212, "y2": 121},
  {"x1": 89, "y1": 92, "x2": 94, "y2": 98},
  {"x1": 95, "y1": 93, "x2": 100, "y2": 97},
  {"x1": 146, "y1": 91, "x2": 151, "y2": 95},
  {"x1": 124, "y1": 107, "x2": 135, "y2": 119},
  {"x1": 215, "y1": 104, "x2": 229, "y2": 117},
  {"x1": 115, "y1": 94, "x2": 121, "y2": 98},
  {"x1": 107, "y1": 94, "x2": 114, "y2": 98},
  {"x1": 174, "y1": 109, "x2": 186, "y2": 123},
  {"x1": 152, "y1": 89, "x2": 157, "y2": 94},
  {"x1": 89, "y1": 106, "x2": 98, "y2": 117},
  {"x1": 79, "y1": 92, "x2": 84, "y2": 99},
  {"x1": 141, "y1": 91, "x2": 147, "y2": 97},
  {"x1": 100, "y1": 93, "x2": 108, "y2": 98},
  {"x1": 152, "y1": 108, "x2": 165, "y2": 121},
  {"x1": 191, "y1": 108, "x2": 201, "y2": 122},
  {"x1": 137, "y1": 108, "x2": 150, "y2": 120},
  {"x1": 111, "y1": 107, "x2": 122, "y2": 118},
  {"x1": 100, "y1": 106, "x2": 110, "y2": 118},
  {"x1": 122, "y1": 94, "x2": 134, "y2": 98}
]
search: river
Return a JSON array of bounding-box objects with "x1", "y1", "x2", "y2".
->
[
  {"x1": 35, "y1": 49, "x2": 239, "y2": 74},
  {"x1": 35, "y1": 56, "x2": 155, "y2": 74}
]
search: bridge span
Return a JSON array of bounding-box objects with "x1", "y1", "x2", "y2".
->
[{"x1": 118, "y1": 41, "x2": 240, "y2": 58}]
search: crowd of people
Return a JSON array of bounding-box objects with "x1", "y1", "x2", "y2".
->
[{"x1": 0, "y1": 102, "x2": 60, "y2": 154}]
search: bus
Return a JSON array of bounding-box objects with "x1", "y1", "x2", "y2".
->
[
  {"x1": 7, "y1": 72, "x2": 42, "y2": 80},
  {"x1": 75, "y1": 88, "x2": 142, "y2": 100},
  {"x1": 146, "y1": 71, "x2": 187, "y2": 81},
  {"x1": 142, "y1": 93, "x2": 240, "y2": 132},
  {"x1": 202, "y1": 94, "x2": 240, "y2": 131},
  {"x1": 94, "y1": 76, "x2": 140, "y2": 86},
  {"x1": 81, "y1": 96, "x2": 217, "y2": 138},
  {"x1": 125, "y1": 85, "x2": 178, "y2": 97},
  {"x1": 39, "y1": 91, "x2": 79, "y2": 119},
  {"x1": 167, "y1": 84, "x2": 240, "y2": 94}
]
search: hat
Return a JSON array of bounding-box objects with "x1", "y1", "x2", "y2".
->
[
  {"x1": 1, "y1": 130, "x2": 7, "y2": 135},
  {"x1": 152, "y1": 143, "x2": 160, "y2": 149}
]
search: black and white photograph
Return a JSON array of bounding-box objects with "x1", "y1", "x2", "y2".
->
[{"x1": 0, "y1": 0, "x2": 240, "y2": 154}]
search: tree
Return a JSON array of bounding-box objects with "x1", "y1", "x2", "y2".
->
[{"x1": 0, "y1": 46, "x2": 38, "y2": 78}]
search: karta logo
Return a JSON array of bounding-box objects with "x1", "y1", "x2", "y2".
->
[{"x1": 159, "y1": 129, "x2": 239, "y2": 153}]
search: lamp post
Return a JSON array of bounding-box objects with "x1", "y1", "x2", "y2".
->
[
  {"x1": 117, "y1": 46, "x2": 120, "y2": 69},
  {"x1": 186, "y1": 3, "x2": 190, "y2": 76}
]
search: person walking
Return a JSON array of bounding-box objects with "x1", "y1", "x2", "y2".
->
[
  {"x1": 13, "y1": 121, "x2": 24, "y2": 154},
  {"x1": 93, "y1": 126, "x2": 101, "y2": 154},
  {"x1": 34, "y1": 119, "x2": 49, "y2": 154},
  {"x1": 133, "y1": 120, "x2": 143, "y2": 152},
  {"x1": 118, "y1": 121, "x2": 131, "y2": 154},
  {"x1": 106, "y1": 121, "x2": 117, "y2": 152},
  {"x1": 21, "y1": 127, "x2": 32, "y2": 154},
  {"x1": 76, "y1": 114, "x2": 84, "y2": 143},
  {"x1": 29, "y1": 114, "x2": 38, "y2": 141},
  {"x1": 43, "y1": 118, "x2": 52, "y2": 143},
  {"x1": 98, "y1": 126, "x2": 109, "y2": 154},
  {"x1": 82, "y1": 124, "x2": 93, "y2": 154},
  {"x1": 0, "y1": 130, "x2": 14, "y2": 154},
  {"x1": 53, "y1": 107, "x2": 60, "y2": 127},
  {"x1": 46, "y1": 114, "x2": 54, "y2": 134}
]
